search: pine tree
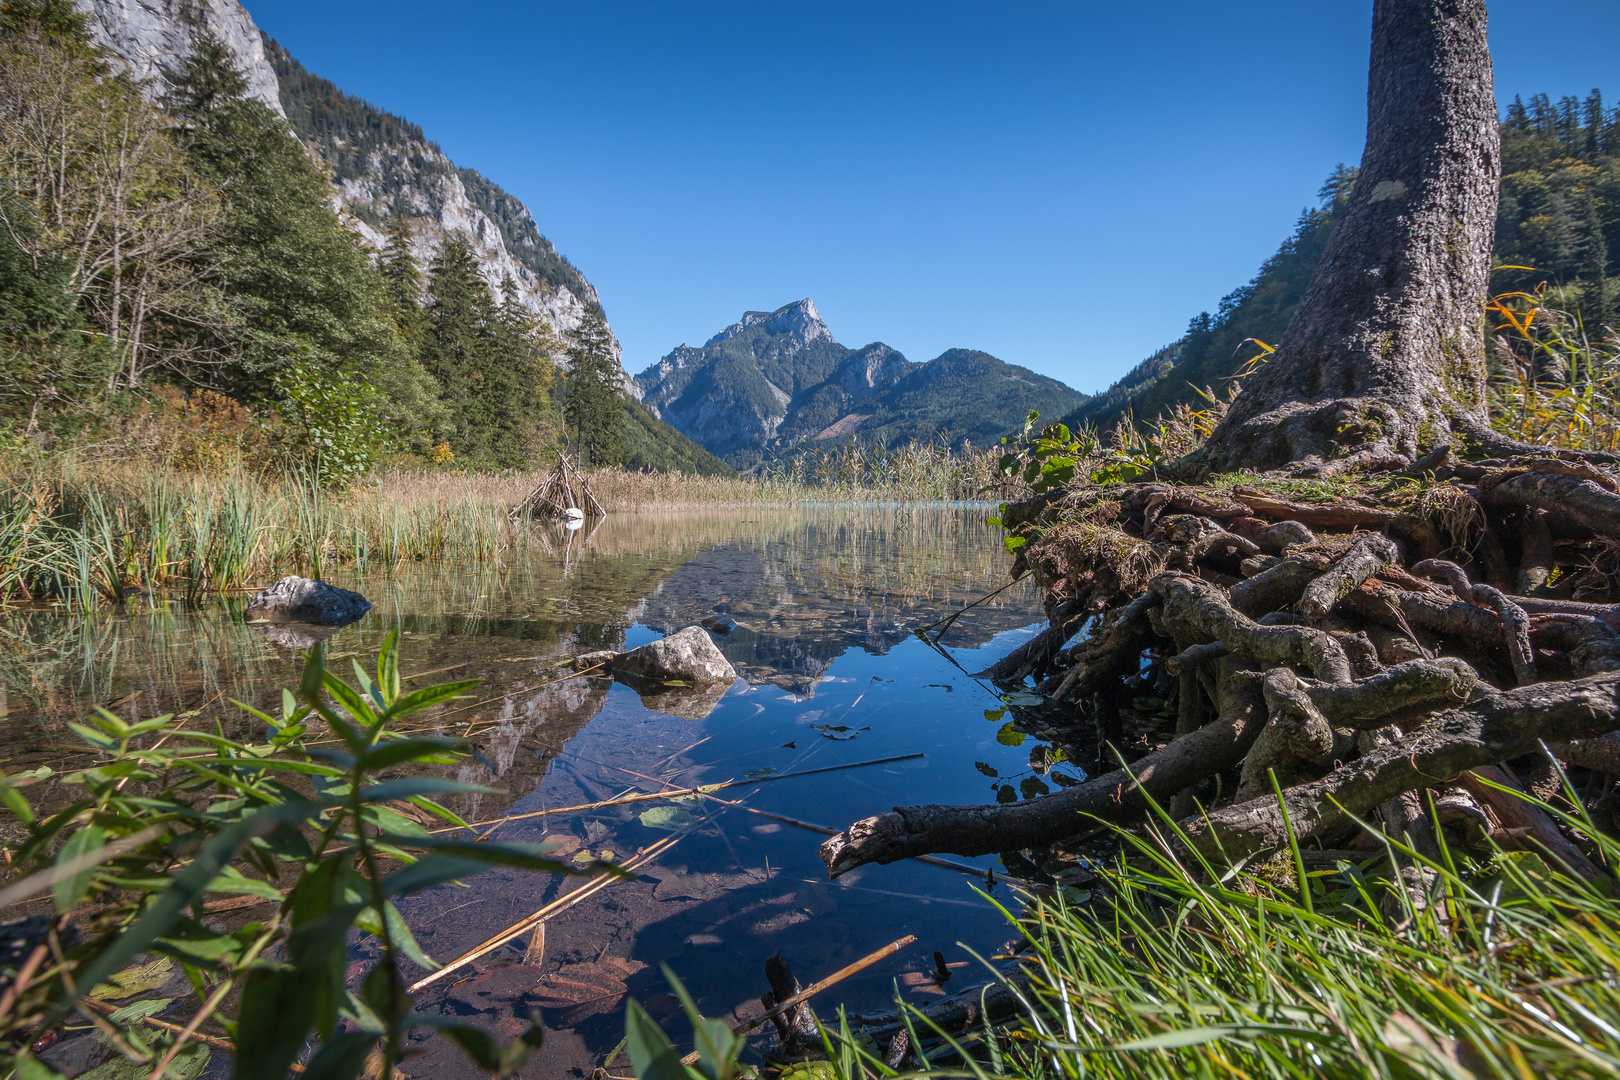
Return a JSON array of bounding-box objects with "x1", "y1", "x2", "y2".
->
[
  {"x1": 163, "y1": 31, "x2": 248, "y2": 119},
  {"x1": 563, "y1": 307, "x2": 623, "y2": 467},
  {"x1": 482, "y1": 275, "x2": 557, "y2": 467},
  {"x1": 372, "y1": 217, "x2": 447, "y2": 455},
  {"x1": 166, "y1": 32, "x2": 403, "y2": 388},
  {"x1": 1584, "y1": 89, "x2": 1606, "y2": 159},
  {"x1": 380, "y1": 216, "x2": 422, "y2": 312},
  {"x1": 421, "y1": 235, "x2": 495, "y2": 460}
]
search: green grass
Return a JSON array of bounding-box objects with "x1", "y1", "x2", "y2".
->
[{"x1": 734, "y1": 780, "x2": 1620, "y2": 1080}]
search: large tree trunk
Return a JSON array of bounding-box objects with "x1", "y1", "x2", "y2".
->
[{"x1": 1196, "y1": 0, "x2": 1499, "y2": 473}]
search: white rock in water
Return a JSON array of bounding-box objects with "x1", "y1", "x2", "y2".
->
[
  {"x1": 614, "y1": 627, "x2": 738, "y2": 684},
  {"x1": 246, "y1": 577, "x2": 371, "y2": 626}
]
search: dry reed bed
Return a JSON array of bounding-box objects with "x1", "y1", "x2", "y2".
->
[{"x1": 0, "y1": 444, "x2": 1025, "y2": 603}]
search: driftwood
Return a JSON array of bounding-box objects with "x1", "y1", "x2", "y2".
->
[
  {"x1": 821, "y1": 463, "x2": 1620, "y2": 881},
  {"x1": 511, "y1": 450, "x2": 604, "y2": 520}
]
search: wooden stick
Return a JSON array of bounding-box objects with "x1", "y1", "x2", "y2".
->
[
  {"x1": 649, "y1": 735, "x2": 712, "y2": 773},
  {"x1": 407, "y1": 831, "x2": 686, "y2": 993},
  {"x1": 403, "y1": 661, "x2": 472, "y2": 683},
  {"x1": 677, "y1": 935, "x2": 917, "y2": 1065},
  {"x1": 720, "y1": 802, "x2": 989, "y2": 878},
  {"x1": 603, "y1": 762, "x2": 992, "y2": 878},
  {"x1": 428, "y1": 753, "x2": 927, "y2": 834}
]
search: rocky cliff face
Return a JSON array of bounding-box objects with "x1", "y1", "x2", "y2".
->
[
  {"x1": 75, "y1": 0, "x2": 627, "y2": 380},
  {"x1": 79, "y1": 0, "x2": 283, "y2": 113},
  {"x1": 636, "y1": 300, "x2": 1088, "y2": 470}
]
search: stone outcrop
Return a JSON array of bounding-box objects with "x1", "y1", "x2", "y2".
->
[
  {"x1": 571, "y1": 628, "x2": 738, "y2": 685},
  {"x1": 612, "y1": 627, "x2": 738, "y2": 684},
  {"x1": 78, "y1": 0, "x2": 283, "y2": 114},
  {"x1": 245, "y1": 577, "x2": 371, "y2": 626}
]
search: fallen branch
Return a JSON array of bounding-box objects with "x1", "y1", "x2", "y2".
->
[
  {"x1": 676, "y1": 935, "x2": 916, "y2": 1066},
  {"x1": 820, "y1": 663, "x2": 1266, "y2": 876}
]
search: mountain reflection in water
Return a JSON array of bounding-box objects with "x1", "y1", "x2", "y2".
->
[{"x1": 4, "y1": 505, "x2": 1075, "y2": 1078}]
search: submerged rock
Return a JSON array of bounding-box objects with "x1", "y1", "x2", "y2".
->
[
  {"x1": 615, "y1": 626, "x2": 738, "y2": 684},
  {"x1": 631, "y1": 679, "x2": 733, "y2": 721},
  {"x1": 700, "y1": 614, "x2": 737, "y2": 635},
  {"x1": 253, "y1": 622, "x2": 342, "y2": 650},
  {"x1": 245, "y1": 576, "x2": 371, "y2": 626}
]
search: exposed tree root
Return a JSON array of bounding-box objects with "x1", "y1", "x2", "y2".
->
[{"x1": 821, "y1": 460, "x2": 1620, "y2": 882}]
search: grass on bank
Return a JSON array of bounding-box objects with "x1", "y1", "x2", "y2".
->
[
  {"x1": 0, "y1": 439, "x2": 1023, "y2": 604},
  {"x1": 644, "y1": 778, "x2": 1620, "y2": 1080}
]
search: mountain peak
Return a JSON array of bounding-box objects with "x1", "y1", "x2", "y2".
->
[
  {"x1": 704, "y1": 298, "x2": 833, "y2": 349},
  {"x1": 638, "y1": 301, "x2": 1087, "y2": 471}
]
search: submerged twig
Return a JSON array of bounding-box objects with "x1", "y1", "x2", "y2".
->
[
  {"x1": 676, "y1": 934, "x2": 917, "y2": 1066},
  {"x1": 429, "y1": 753, "x2": 927, "y2": 834}
]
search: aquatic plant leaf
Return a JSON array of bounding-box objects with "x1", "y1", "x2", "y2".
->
[
  {"x1": 995, "y1": 722, "x2": 1026, "y2": 747},
  {"x1": 377, "y1": 629, "x2": 400, "y2": 705},
  {"x1": 53, "y1": 825, "x2": 107, "y2": 911},
  {"x1": 77, "y1": 1043, "x2": 209, "y2": 1080},
  {"x1": 983, "y1": 708, "x2": 1007, "y2": 723},
  {"x1": 1020, "y1": 777, "x2": 1051, "y2": 799},
  {"x1": 205, "y1": 866, "x2": 284, "y2": 899},
  {"x1": 357, "y1": 737, "x2": 464, "y2": 771},
  {"x1": 1005, "y1": 691, "x2": 1044, "y2": 706},
  {"x1": 386, "y1": 680, "x2": 481, "y2": 719},
  {"x1": 996, "y1": 785, "x2": 1017, "y2": 804},
  {"x1": 376, "y1": 838, "x2": 583, "y2": 883},
  {"x1": 640, "y1": 806, "x2": 695, "y2": 831},
  {"x1": 90, "y1": 957, "x2": 173, "y2": 1000},
  {"x1": 381, "y1": 853, "x2": 482, "y2": 896},
  {"x1": 108, "y1": 997, "x2": 172, "y2": 1023},
  {"x1": 975, "y1": 762, "x2": 999, "y2": 778}
]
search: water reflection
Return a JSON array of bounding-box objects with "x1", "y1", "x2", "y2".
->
[{"x1": 6, "y1": 505, "x2": 1070, "y2": 1077}]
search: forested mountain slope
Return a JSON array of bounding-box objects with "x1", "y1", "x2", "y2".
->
[{"x1": 1076, "y1": 90, "x2": 1620, "y2": 436}]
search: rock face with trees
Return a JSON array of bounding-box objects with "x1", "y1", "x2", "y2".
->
[
  {"x1": 820, "y1": 0, "x2": 1620, "y2": 890},
  {"x1": 0, "y1": 1, "x2": 730, "y2": 478}
]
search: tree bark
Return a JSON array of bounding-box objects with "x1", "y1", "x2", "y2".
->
[
  {"x1": 1180, "y1": 673, "x2": 1620, "y2": 863},
  {"x1": 1197, "y1": 0, "x2": 1499, "y2": 472}
]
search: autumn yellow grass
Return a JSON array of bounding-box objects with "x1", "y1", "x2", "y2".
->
[{"x1": 0, "y1": 441, "x2": 1022, "y2": 603}]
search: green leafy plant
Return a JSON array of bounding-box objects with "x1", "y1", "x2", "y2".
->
[
  {"x1": 624, "y1": 967, "x2": 749, "y2": 1080},
  {"x1": 0, "y1": 632, "x2": 599, "y2": 1080}
]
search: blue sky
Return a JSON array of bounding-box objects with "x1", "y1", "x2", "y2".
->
[{"x1": 248, "y1": 1, "x2": 1620, "y2": 394}]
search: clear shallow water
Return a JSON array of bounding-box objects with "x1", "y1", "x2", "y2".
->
[{"x1": 6, "y1": 506, "x2": 1068, "y2": 1077}]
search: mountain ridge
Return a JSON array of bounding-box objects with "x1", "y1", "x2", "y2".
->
[{"x1": 637, "y1": 300, "x2": 1087, "y2": 469}]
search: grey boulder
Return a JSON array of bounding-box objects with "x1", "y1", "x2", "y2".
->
[
  {"x1": 614, "y1": 627, "x2": 737, "y2": 684},
  {"x1": 246, "y1": 576, "x2": 371, "y2": 626}
]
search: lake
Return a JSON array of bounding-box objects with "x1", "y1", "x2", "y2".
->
[{"x1": 5, "y1": 504, "x2": 1076, "y2": 1078}]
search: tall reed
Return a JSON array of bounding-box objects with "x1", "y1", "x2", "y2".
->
[{"x1": 0, "y1": 439, "x2": 1023, "y2": 604}]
